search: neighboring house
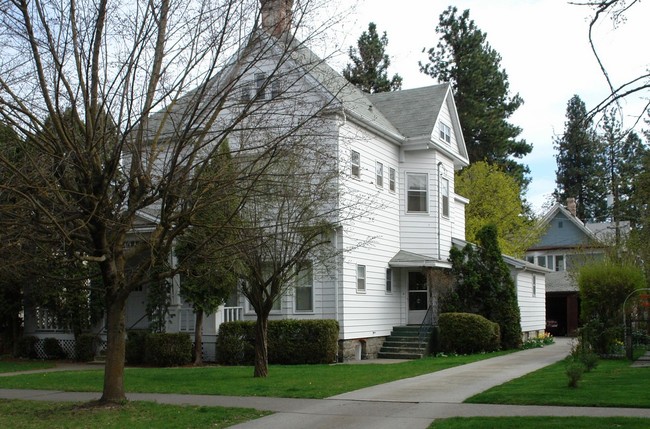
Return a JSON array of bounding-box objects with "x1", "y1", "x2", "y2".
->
[
  {"x1": 23, "y1": 0, "x2": 546, "y2": 361},
  {"x1": 524, "y1": 198, "x2": 624, "y2": 336}
]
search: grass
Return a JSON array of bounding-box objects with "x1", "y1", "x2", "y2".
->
[
  {"x1": 429, "y1": 417, "x2": 650, "y2": 429},
  {"x1": 0, "y1": 398, "x2": 269, "y2": 428},
  {"x1": 0, "y1": 351, "x2": 511, "y2": 399},
  {"x1": 0, "y1": 357, "x2": 55, "y2": 373},
  {"x1": 467, "y1": 358, "x2": 650, "y2": 408}
]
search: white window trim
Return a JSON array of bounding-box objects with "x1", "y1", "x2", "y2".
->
[
  {"x1": 389, "y1": 167, "x2": 396, "y2": 192},
  {"x1": 351, "y1": 150, "x2": 361, "y2": 179},
  {"x1": 294, "y1": 261, "x2": 314, "y2": 313},
  {"x1": 376, "y1": 161, "x2": 384, "y2": 188},
  {"x1": 356, "y1": 264, "x2": 366, "y2": 293},
  {"x1": 441, "y1": 177, "x2": 450, "y2": 218},
  {"x1": 439, "y1": 122, "x2": 451, "y2": 144},
  {"x1": 385, "y1": 268, "x2": 392, "y2": 294},
  {"x1": 406, "y1": 172, "x2": 429, "y2": 214}
]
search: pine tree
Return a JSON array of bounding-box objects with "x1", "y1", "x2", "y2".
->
[
  {"x1": 343, "y1": 22, "x2": 402, "y2": 93},
  {"x1": 554, "y1": 95, "x2": 607, "y2": 222},
  {"x1": 420, "y1": 7, "x2": 531, "y2": 188}
]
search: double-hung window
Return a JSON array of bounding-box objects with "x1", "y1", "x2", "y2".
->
[
  {"x1": 441, "y1": 177, "x2": 450, "y2": 217},
  {"x1": 294, "y1": 261, "x2": 313, "y2": 312},
  {"x1": 439, "y1": 122, "x2": 451, "y2": 144},
  {"x1": 255, "y1": 72, "x2": 267, "y2": 99},
  {"x1": 376, "y1": 162, "x2": 384, "y2": 188},
  {"x1": 357, "y1": 265, "x2": 366, "y2": 292},
  {"x1": 389, "y1": 167, "x2": 396, "y2": 192},
  {"x1": 407, "y1": 173, "x2": 428, "y2": 213},
  {"x1": 351, "y1": 150, "x2": 360, "y2": 179}
]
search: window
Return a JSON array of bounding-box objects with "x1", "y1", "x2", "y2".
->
[
  {"x1": 255, "y1": 72, "x2": 267, "y2": 99},
  {"x1": 294, "y1": 261, "x2": 313, "y2": 312},
  {"x1": 385, "y1": 268, "x2": 392, "y2": 293},
  {"x1": 558, "y1": 220, "x2": 564, "y2": 228},
  {"x1": 271, "y1": 80, "x2": 282, "y2": 99},
  {"x1": 441, "y1": 177, "x2": 450, "y2": 217},
  {"x1": 536, "y1": 255, "x2": 546, "y2": 268},
  {"x1": 376, "y1": 162, "x2": 384, "y2": 188},
  {"x1": 357, "y1": 265, "x2": 366, "y2": 292},
  {"x1": 526, "y1": 255, "x2": 534, "y2": 264},
  {"x1": 240, "y1": 82, "x2": 252, "y2": 102},
  {"x1": 439, "y1": 122, "x2": 451, "y2": 144},
  {"x1": 532, "y1": 275, "x2": 537, "y2": 297},
  {"x1": 351, "y1": 150, "x2": 360, "y2": 179},
  {"x1": 407, "y1": 173, "x2": 428, "y2": 213},
  {"x1": 555, "y1": 255, "x2": 564, "y2": 272},
  {"x1": 389, "y1": 167, "x2": 396, "y2": 192}
]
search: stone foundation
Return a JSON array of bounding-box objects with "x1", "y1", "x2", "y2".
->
[
  {"x1": 338, "y1": 337, "x2": 385, "y2": 362},
  {"x1": 522, "y1": 329, "x2": 546, "y2": 341}
]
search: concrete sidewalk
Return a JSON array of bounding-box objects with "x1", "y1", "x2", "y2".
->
[{"x1": 2, "y1": 338, "x2": 650, "y2": 428}]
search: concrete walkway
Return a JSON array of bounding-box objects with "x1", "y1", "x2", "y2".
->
[{"x1": 2, "y1": 338, "x2": 650, "y2": 429}]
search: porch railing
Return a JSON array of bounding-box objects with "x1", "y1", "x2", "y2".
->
[
  {"x1": 223, "y1": 306, "x2": 243, "y2": 323},
  {"x1": 418, "y1": 304, "x2": 436, "y2": 350}
]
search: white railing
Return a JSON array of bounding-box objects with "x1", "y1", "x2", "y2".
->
[
  {"x1": 35, "y1": 308, "x2": 67, "y2": 332},
  {"x1": 223, "y1": 306, "x2": 243, "y2": 323}
]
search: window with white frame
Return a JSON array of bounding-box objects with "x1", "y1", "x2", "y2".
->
[
  {"x1": 536, "y1": 255, "x2": 546, "y2": 268},
  {"x1": 407, "y1": 173, "x2": 428, "y2": 213},
  {"x1": 294, "y1": 261, "x2": 313, "y2": 312},
  {"x1": 554, "y1": 255, "x2": 564, "y2": 271},
  {"x1": 385, "y1": 268, "x2": 392, "y2": 293},
  {"x1": 351, "y1": 150, "x2": 360, "y2": 179},
  {"x1": 439, "y1": 122, "x2": 451, "y2": 144},
  {"x1": 357, "y1": 265, "x2": 366, "y2": 292},
  {"x1": 255, "y1": 72, "x2": 267, "y2": 99},
  {"x1": 376, "y1": 162, "x2": 384, "y2": 188},
  {"x1": 441, "y1": 177, "x2": 450, "y2": 217},
  {"x1": 389, "y1": 167, "x2": 396, "y2": 192}
]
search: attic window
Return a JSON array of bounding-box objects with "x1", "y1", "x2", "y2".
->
[
  {"x1": 255, "y1": 72, "x2": 267, "y2": 99},
  {"x1": 558, "y1": 221, "x2": 563, "y2": 228},
  {"x1": 439, "y1": 123, "x2": 451, "y2": 144}
]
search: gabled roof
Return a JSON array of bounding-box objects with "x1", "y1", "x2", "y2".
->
[
  {"x1": 538, "y1": 202, "x2": 596, "y2": 238},
  {"x1": 452, "y1": 238, "x2": 550, "y2": 274}
]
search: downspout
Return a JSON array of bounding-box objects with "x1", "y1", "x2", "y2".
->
[{"x1": 437, "y1": 161, "x2": 443, "y2": 261}]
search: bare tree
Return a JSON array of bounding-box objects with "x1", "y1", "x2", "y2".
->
[
  {"x1": 0, "y1": 0, "x2": 344, "y2": 403},
  {"x1": 573, "y1": 1, "x2": 650, "y2": 121}
]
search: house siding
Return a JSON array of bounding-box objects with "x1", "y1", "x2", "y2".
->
[{"x1": 515, "y1": 270, "x2": 546, "y2": 334}]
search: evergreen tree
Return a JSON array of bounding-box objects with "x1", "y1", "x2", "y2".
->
[
  {"x1": 175, "y1": 142, "x2": 240, "y2": 365},
  {"x1": 445, "y1": 224, "x2": 522, "y2": 349},
  {"x1": 420, "y1": 7, "x2": 532, "y2": 188},
  {"x1": 343, "y1": 22, "x2": 402, "y2": 93},
  {"x1": 554, "y1": 95, "x2": 607, "y2": 222}
]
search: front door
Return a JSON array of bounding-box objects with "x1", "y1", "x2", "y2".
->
[{"x1": 408, "y1": 271, "x2": 428, "y2": 324}]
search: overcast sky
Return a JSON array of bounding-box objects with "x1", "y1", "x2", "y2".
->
[{"x1": 325, "y1": 0, "x2": 649, "y2": 213}]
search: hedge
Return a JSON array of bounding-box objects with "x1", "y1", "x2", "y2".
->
[
  {"x1": 438, "y1": 312, "x2": 500, "y2": 354},
  {"x1": 144, "y1": 333, "x2": 192, "y2": 367},
  {"x1": 15, "y1": 336, "x2": 38, "y2": 359},
  {"x1": 43, "y1": 337, "x2": 67, "y2": 359},
  {"x1": 125, "y1": 330, "x2": 148, "y2": 365},
  {"x1": 74, "y1": 334, "x2": 96, "y2": 362},
  {"x1": 216, "y1": 319, "x2": 339, "y2": 365}
]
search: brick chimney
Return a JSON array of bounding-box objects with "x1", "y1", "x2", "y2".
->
[
  {"x1": 260, "y1": 0, "x2": 294, "y2": 37},
  {"x1": 566, "y1": 198, "x2": 577, "y2": 217}
]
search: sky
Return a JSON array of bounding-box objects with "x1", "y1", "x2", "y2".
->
[{"x1": 324, "y1": 0, "x2": 649, "y2": 214}]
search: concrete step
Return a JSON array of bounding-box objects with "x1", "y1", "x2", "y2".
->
[{"x1": 377, "y1": 351, "x2": 424, "y2": 359}]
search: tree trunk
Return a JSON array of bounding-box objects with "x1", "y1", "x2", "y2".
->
[
  {"x1": 193, "y1": 310, "x2": 204, "y2": 366},
  {"x1": 253, "y1": 314, "x2": 269, "y2": 377},
  {"x1": 100, "y1": 297, "x2": 127, "y2": 404}
]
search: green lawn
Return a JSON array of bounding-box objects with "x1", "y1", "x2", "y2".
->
[
  {"x1": 467, "y1": 358, "x2": 650, "y2": 408},
  {"x1": 0, "y1": 351, "x2": 510, "y2": 399},
  {"x1": 0, "y1": 399, "x2": 269, "y2": 428},
  {"x1": 0, "y1": 357, "x2": 55, "y2": 373},
  {"x1": 429, "y1": 417, "x2": 650, "y2": 429}
]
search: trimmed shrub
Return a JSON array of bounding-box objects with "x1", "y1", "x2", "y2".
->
[
  {"x1": 15, "y1": 336, "x2": 38, "y2": 359},
  {"x1": 43, "y1": 337, "x2": 66, "y2": 359},
  {"x1": 438, "y1": 312, "x2": 500, "y2": 354},
  {"x1": 215, "y1": 321, "x2": 255, "y2": 365},
  {"x1": 216, "y1": 319, "x2": 339, "y2": 365},
  {"x1": 74, "y1": 334, "x2": 96, "y2": 362},
  {"x1": 125, "y1": 330, "x2": 148, "y2": 365},
  {"x1": 144, "y1": 333, "x2": 192, "y2": 367}
]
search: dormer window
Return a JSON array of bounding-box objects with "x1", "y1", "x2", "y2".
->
[{"x1": 439, "y1": 122, "x2": 451, "y2": 144}]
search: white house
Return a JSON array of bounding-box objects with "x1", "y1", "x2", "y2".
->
[{"x1": 23, "y1": 0, "x2": 546, "y2": 361}]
